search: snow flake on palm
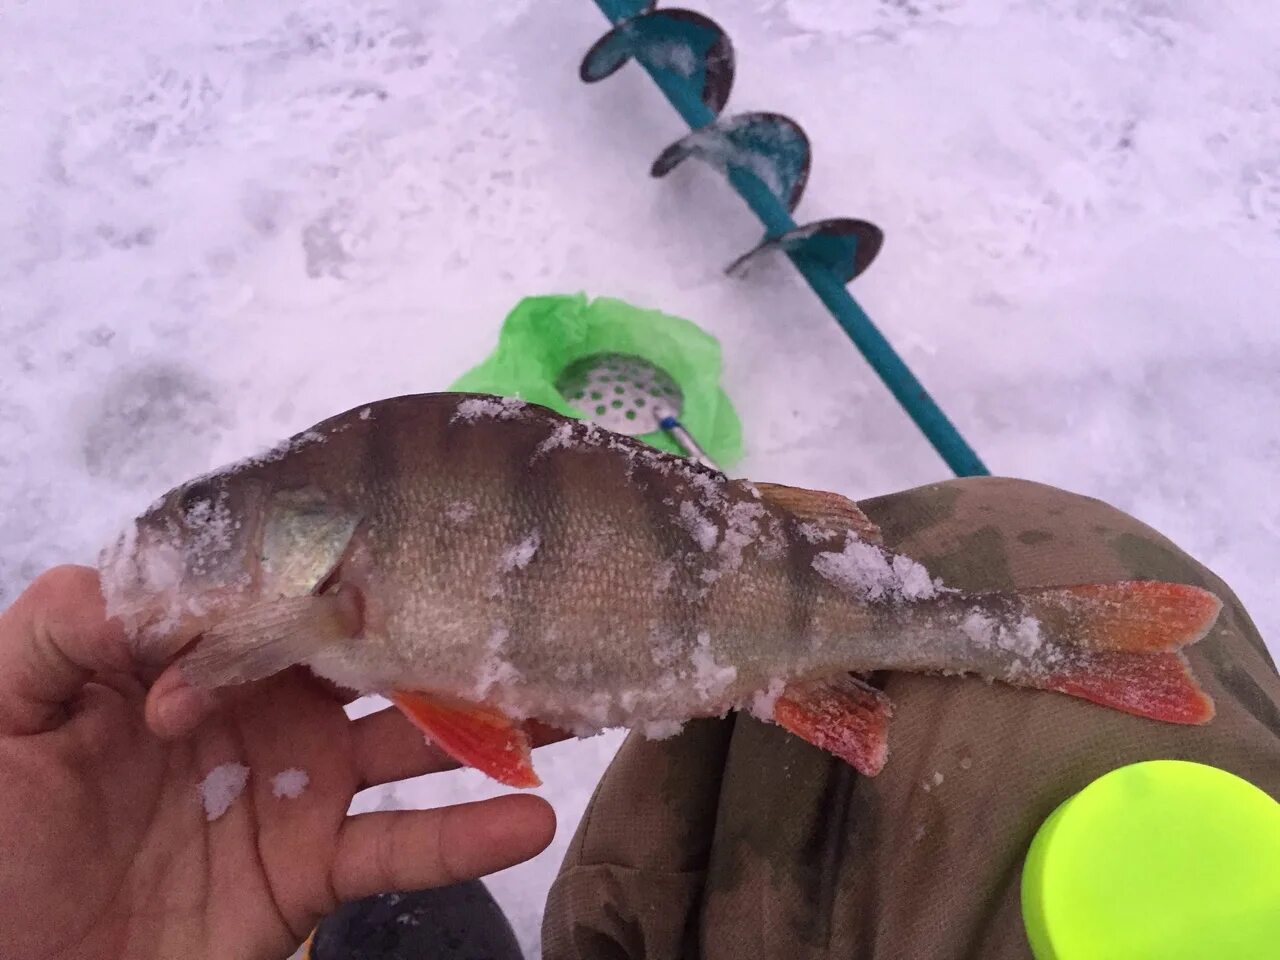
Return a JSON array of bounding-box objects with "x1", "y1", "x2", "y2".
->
[
  {"x1": 198, "y1": 762, "x2": 249, "y2": 821},
  {"x1": 271, "y1": 767, "x2": 310, "y2": 800}
]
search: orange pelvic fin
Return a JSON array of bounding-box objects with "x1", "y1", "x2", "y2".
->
[
  {"x1": 751, "y1": 481, "x2": 883, "y2": 544},
  {"x1": 1032, "y1": 649, "x2": 1215, "y2": 725},
  {"x1": 772, "y1": 673, "x2": 894, "y2": 775},
  {"x1": 1023, "y1": 581, "x2": 1222, "y2": 653},
  {"x1": 389, "y1": 690, "x2": 541, "y2": 788}
]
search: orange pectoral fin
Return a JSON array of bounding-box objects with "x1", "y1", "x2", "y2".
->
[
  {"x1": 772, "y1": 673, "x2": 894, "y2": 776},
  {"x1": 389, "y1": 690, "x2": 541, "y2": 788}
]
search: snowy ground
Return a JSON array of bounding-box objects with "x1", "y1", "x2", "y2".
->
[{"x1": 3, "y1": 0, "x2": 1278, "y2": 955}]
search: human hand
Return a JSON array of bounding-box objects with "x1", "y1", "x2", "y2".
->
[{"x1": 0, "y1": 566, "x2": 556, "y2": 960}]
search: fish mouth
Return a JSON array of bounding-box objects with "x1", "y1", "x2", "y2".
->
[
  {"x1": 98, "y1": 525, "x2": 157, "y2": 650},
  {"x1": 97, "y1": 521, "x2": 259, "y2": 665}
]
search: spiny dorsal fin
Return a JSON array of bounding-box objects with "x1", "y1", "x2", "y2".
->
[{"x1": 751, "y1": 481, "x2": 882, "y2": 544}]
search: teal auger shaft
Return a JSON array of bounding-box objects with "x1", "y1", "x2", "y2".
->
[{"x1": 588, "y1": 0, "x2": 990, "y2": 478}]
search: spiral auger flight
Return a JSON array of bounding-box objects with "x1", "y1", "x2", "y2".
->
[{"x1": 579, "y1": 0, "x2": 989, "y2": 478}]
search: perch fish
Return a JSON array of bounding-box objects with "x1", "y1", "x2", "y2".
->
[{"x1": 99, "y1": 394, "x2": 1221, "y2": 787}]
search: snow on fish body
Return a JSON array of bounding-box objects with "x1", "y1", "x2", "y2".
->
[{"x1": 99, "y1": 393, "x2": 1222, "y2": 787}]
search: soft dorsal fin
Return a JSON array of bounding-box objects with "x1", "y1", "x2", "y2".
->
[
  {"x1": 389, "y1": 690, "x2": 541, "y2": 788},
  {"x1": 751, "y1": 481, "x2": 882, "y2": 544},
  {"x1": 771, "y1": 673, "x2": 894, "y2": 775}
]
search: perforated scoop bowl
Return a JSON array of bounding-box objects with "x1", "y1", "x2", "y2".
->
[
  {"x1": 555, "y1": 352, "x2": 716, "y2": 468},
  {"x1": 556, "y1": 353, "x2": 684, "y2": 435}
]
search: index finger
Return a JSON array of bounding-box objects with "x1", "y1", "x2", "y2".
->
[
  {"x1": 0, "y1": 566, "x2": 132, "y2": 735},
  {"x1": 330, "y1": 795, "x2": 556, "y2": 905}
]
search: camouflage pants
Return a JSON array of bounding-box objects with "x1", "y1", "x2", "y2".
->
[{"x1": 542, "y1": 478, "x2": 1280, "y2": 960}]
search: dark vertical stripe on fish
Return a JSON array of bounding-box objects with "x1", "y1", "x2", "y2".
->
[
  {"x1": 362, "y1": 405, "x2": 400, "y2": 494},
  {"x1": 500, "y1": 419, "x2": 561, "y2": 654},
  {"x1": 786, "y1": 520, "x2": 818, "y2": 645},
  {"x1": 644, "y1": 463, "x2": 711, "y2": 647}
]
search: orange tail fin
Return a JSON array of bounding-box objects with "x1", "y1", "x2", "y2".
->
[
  {"x1": 1031, "y1": 649, "x2": 1215, "y2": 725},
  {"x1": 1024, "y1": 581, "x2": 1222, "y2": 653},
  {"x1": 1013, "y1": 581, "x2": 1220, "y2": 724}
]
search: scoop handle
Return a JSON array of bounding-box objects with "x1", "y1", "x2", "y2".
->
[{"x1": 654, "y1": 405, "x2": 718, "y2": 470}]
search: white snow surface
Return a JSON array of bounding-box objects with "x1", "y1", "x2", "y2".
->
[{"x1": 4, "y1": 1, "x2": 1279, "y2": 955}]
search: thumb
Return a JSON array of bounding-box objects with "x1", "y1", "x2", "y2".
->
[{"x1": 0, "y1": 565, "x2": 135, "y2": 734}]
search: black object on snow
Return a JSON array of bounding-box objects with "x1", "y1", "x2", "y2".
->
[{"x1": 308, "y1": 880, "x2": 523, "y2": 960}]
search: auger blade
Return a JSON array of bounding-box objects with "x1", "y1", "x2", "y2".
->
[
  {"x1": 601, "y1": 0, "x2": 656, "y2": 22},
  {"x1": 581, "y1": 0, "x2": 990, "y2": 478},
  {"x1": 727, "y1": 218, "x2": 885, "y2": 283},
  {"x1": 580, "y1": 9, "x2": 734, "y2": 116},
  {"x1": 651, "y1": 112, "x2": 811, "y2": 212}
]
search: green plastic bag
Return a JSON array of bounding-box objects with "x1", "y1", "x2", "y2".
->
[{"x1": 450, "y1": 294, "x2": 743, "y2": 467}]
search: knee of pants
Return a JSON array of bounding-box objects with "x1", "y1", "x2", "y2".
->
[{"x1": 862, "y1": 474, "x2": 1212, "y2": 596}]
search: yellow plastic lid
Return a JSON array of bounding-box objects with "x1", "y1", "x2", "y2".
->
[{"x1": 1022, "y1": 760, "x2": 1280, "y2": 960}]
